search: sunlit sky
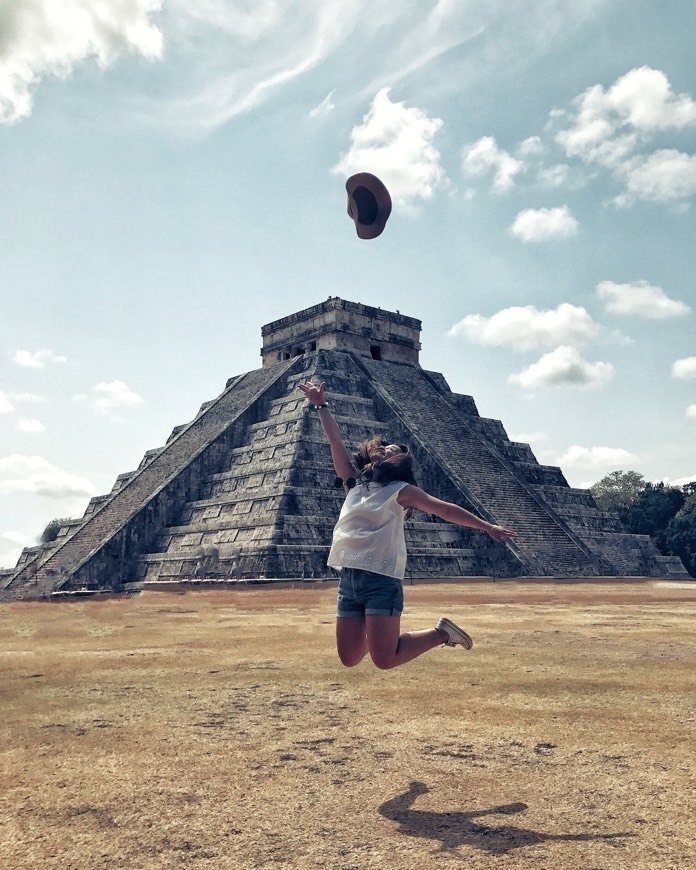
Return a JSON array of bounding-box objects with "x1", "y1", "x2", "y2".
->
[{"x1": 1, "y1": 0, "x2": 695, "y2": 567}]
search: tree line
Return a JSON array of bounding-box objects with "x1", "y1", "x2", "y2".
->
[{"x1": 590, "y1": 471, "x2": 696, "y2": 578}]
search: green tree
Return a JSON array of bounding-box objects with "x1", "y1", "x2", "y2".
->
[
  {"x1": 655, "y1": 493, "x2": 696, "y2": 578},
  {"x1": 589, "y1": 472, "x2": 695, "y2": 576},
  {"x1": 39, "y1": 517, "x2": 72, "y2": 544},
  {"x1": 621, "y1": 483, "x2": 685, "y2": 537},
  {"x1": 590, "y1": 470, "x2": 646, "y2": 514}
]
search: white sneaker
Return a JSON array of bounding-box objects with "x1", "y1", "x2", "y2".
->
[{"x1": 436, "y1": 617, "x2": 473, "y2": 650}]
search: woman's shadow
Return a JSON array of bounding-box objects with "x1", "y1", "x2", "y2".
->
[{"x1": 378, "y1": 782, "x2": 634, "y2": 856}]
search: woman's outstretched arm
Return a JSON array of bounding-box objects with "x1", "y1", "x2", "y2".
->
[
  {"x1": 297, "y1": 381, "x2": 357, "y2": 481},
  {"x1": 397, "y1": 485, "x2": 516, "y2": 543}
]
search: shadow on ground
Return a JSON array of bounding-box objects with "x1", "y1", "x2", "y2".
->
[{"x1": 378, "y1": 782, "x2": 635, "y2": 856}]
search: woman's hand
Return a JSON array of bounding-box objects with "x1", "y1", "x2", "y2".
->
[
  {"x1": 486, "y1": 524, "x2": 516, "y2": 543},
  {"x1": 297, "y1": 381, "x2": 326, "y2": 405}
]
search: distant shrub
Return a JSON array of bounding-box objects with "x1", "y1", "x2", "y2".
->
[{"x1": 39, "y1": 518, "x2": 73, "y2": 544}]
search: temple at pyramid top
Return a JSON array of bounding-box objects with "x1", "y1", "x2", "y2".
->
[
  {"x1": 261, "y1": 297, "x2": 422, "y2": 367},
  {"x1": 1, "y1": 296, "x2": 689, "y2": 600}
]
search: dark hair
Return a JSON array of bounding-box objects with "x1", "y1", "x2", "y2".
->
[{"x1": 353, "y1": 436, "x2": 418, "y2": 486}]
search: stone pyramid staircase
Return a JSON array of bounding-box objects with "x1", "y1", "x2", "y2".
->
[
  {"x1": 137, "y1": 349, "x2": 517, "y2": 584},
  {"x1": 2, "y1": 346, "x2": 687, "y2": 599},
  {"x1": 2, "y1": 358, "x2": 302, "y2": 598},
  {"x1": 357, "y1": 358, "x2": 611, "y2": 576},
  {"x1": 359, "y1": 357, "x2": 685, "y2": 578}
]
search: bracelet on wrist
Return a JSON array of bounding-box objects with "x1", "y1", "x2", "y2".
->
[{"x1": 313, "y1": 402, "x2": 329, "y2": 410}]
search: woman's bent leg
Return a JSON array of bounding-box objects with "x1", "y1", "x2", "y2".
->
[
  {"x1": 366, "y1": 615, "x2": 446, "y2": 670},
  {"x1": 336, "y1": 615, "x2": 368, "y2": 667}
]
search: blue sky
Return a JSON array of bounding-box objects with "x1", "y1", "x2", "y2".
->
[{"x1": 1, "y1": 0, "x2": 695, "y2": 568}]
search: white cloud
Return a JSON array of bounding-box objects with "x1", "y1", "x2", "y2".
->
[
  {"x1": 1, "y1": 530, "x2": 27, "y2": 546},
  {"x1": 664, "y1": 472, "x2": 696, "y2": 487},
  {"x1": 607, "y1": 66, "x2": 696, "y2": 131},
  {"x1": 597, "y1": 280, "x2": 690, "y2": 319},
  {"x1": 517, "y1": 136, "x2": 544, "y2": 158},
  {"x1": 0, "y1": 454, "x2": 96, "y2": 499},
  {"x1": 74, "y1": 380, "x2": 144, "y2": 415},
  {"x1": 556, "y1": 445, "x2": 639, "y2": 469},
  {"x1": 308, "y1": 89, "x2": 336, "y2": 119},
  {"x1": 508, "y1": 346, "x2": 614, "y2": 390},
  {"x1": 616, "y1": 149, "x2": 696, "y2": 204},
  {"x1": 0, "y1": 391, "x2": 46, "y2": 416},
  {"x1": 0, "y1": 0, "x2": 163, "y2": 124},
  {"x1": 672, "y1": 357, "x2": 696, "y2": 380},
  {"x1": 12, "y1": 349, "x2": 67, "y2": 368},
  {"x1": 119, "y1": 2, "x2": 606, "y2": 133},
  {"x1": 555, "y1": 67, "x2": 696, "y2": 169},
  {"x1": 555, "y1": 88, "x2": 637, "y2": 168},
  {"x1": 156, "y1": 2, "x2": 360, "y2": 130},
  {"x1": 537, "y1": 164, "x2": 572, "y2": 189},
  {"x1": 448, "y1": 303, "x2": 599, "y2": 351},
  {"x1": 9, "y1": 392, "x2": 47, "y2": 404},
  {"x1": 0, "y1": 530, "x2": 29, "y2": 569},
  {"x1": 553, "y1": 67, "x2": 696, "y2": 206},
  {"x1": 332, "y1": 88, "x2": 444, "y2": 207},
  {"x1": 462, "y1": 136, "x2": 524, "y2": 192},
  {"x1": 687, "y1": 405, "x2": 696, "y2": 422},
  {"x1": 0, "y1": 391, "x2": 13, "y2": 414},
  {"x1": 17, "y1": 418, "x2": 46, "y2": 434},
  {"x1": 510, "y1": 206, "x2": 578, "y2": 242}
]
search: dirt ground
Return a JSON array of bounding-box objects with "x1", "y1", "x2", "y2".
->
[{"x1": 1, "y1": 579, "x2": 694, "y2": 869}]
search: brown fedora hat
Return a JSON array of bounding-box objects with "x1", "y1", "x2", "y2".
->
[{"x1": 346, "y1": 172, "x2": 392, "y2": 240}]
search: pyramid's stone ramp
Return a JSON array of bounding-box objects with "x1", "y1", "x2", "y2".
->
[
  {"x1": 136, "y1": 350, "x2": 523, "y2": 583},
  {"x1": 357, "y1": 356, "x2": 609, "y2": 576},
  {"x1": 3, "y1": 358, "x2": 301, "y2": 599},
  {"x1": 136, "y1": 373, "x2": 338, "y2": 583},
  {"x1": 306, "y1": 351, "x2": 526, "y2": 578}
]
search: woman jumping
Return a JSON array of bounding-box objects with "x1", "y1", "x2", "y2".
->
[{"x1": 298, "y1": 380, "x2": 516, "y2": 670}]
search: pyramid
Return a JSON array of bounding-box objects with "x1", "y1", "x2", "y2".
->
[{"x1": 1, "y1": 298, "x2": 688, "y2": 599}]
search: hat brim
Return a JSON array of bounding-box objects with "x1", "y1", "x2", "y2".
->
[{"x1": 346, "y1": 172, "x2": 392, "y2": 240}]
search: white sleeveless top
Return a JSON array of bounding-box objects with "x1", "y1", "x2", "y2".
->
[{"x1": 327, "y1": 480, "x2": 409, "y2": 579}]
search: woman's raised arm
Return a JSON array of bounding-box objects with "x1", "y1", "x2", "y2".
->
[{"x1": 297, "y1": 381, "x2": 357, "y2": 481}]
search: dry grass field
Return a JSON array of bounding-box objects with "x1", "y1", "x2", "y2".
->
[{"x1": 1, "y1": 580, "x2": 694, "y2": 869}]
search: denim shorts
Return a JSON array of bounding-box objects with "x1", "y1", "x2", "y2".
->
[{"x1": 336, "y1": 567, "x2": 404, "y2": 618}]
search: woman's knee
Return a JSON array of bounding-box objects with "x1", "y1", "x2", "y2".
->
[
  {"x1": 336, "y1": 640, "x2": 367, "y2": 667},
  {"x1": 369, "y1": 651, "x2": 398, "y2": 670},
  {"x1": 338, "y1": 650, "x2": 365, "y2": 667}
]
